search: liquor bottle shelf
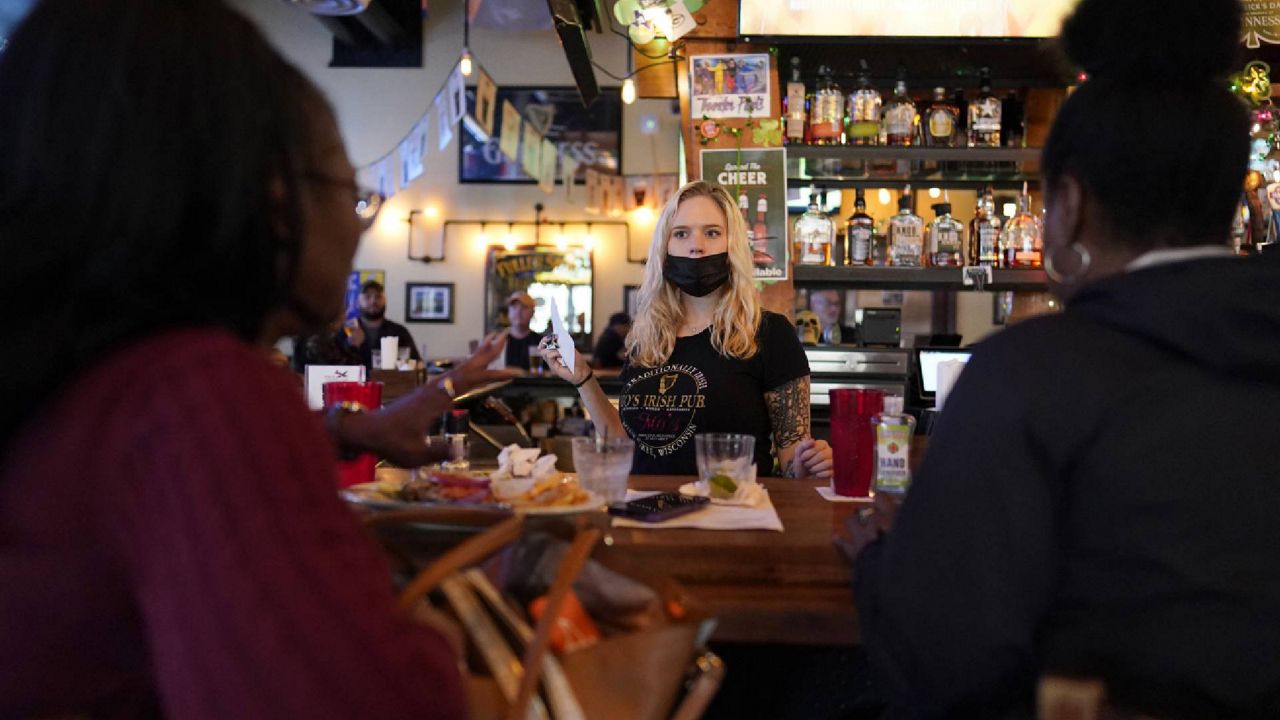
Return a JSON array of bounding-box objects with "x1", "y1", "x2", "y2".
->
[
  {"x1": 792, "y1": 264, "x2": 1049, "y2": 291},
  {"x1": 787, "y1": 144, "x2": 1043, "y2": 162},
  {"x1": 788, "y1": 175, "x2": 1039, "y2": 190}
]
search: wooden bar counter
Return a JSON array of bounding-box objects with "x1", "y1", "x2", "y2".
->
[{"x1": 597, "y1": 476, "x2": 869, "y2": 647}]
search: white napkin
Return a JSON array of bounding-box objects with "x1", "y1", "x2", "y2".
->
[
  {"x1": 935, "y1": 359, "x2": 966, "y2": 412},
  {"x1": 678, "y1": 477, "x2": 766, "y2": 507},
  {"x1": 547, "y1": 297, "x2": 576, "y2": 369},
  {"x1": 611, "y1": 490, "x2": 784, "y2": 532},
  {"x1": 815, "y1": 485, "x2": 874, "y2": 504},
  {"x1": 492, "y1": 444, "x2": 558, "y2": 481}
]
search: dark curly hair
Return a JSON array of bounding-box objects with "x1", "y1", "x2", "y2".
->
[
  {"x1": 0, "y1": 0, "x2": 332, "y2": 445},
  {"x1": 1043, "y1": 0, "x2": 1249, "y2": 251}
]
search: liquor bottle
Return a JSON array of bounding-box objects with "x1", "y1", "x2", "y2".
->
[
  {"x1": 927, "y1": 200, "x2": 965, "y2": 267},
  {"x1": 783, "y1": 56, "x2": 807, "y2": 145},
  {"x1": 887, "y1": 188, "x2": 924, "y2": 267},
  {"x1": 752, "y1": 193, "x2": 773, "y2": 264},
  {"x1": 846, "y1": 188, "x2": 875, "y2": 266},
  {"x1": 1001, "y1": 89, "x2": 1025, "y2": 148},
  {"x1": 808, "y1": 66, "x2": 844, "y2": 145},
  {"x1": 793, "y1": 193, "x2": 835, "y2": 265},
  {"x1": 922, "y1": 87, "x2": 959, "y2": 147},
  {"x1": 882, "y1": 72, "x2": 917, "y2": 146},
  {"x1": 873, "y1": 396, "x2": 915, "y2": 496},
  {"x1": 967, "y1": 67, "x2": 1002, "y2": 147},
  {"x1": 1000, "y1": 182, "x2": 1043, "y2": 268},
  {"x1": 846, "y1": 71, "x2": 882, "y2": 146},
  {"x1": 968, "y1": 186, "x2": 1002, "y2": 267}
]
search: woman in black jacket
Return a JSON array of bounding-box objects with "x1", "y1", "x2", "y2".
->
[{"x1": 844, "y1": 1, "x2": 1280, "y2": 717}]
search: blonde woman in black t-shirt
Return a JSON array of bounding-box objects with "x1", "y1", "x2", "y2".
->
[{"x1": 541, "y1": 181, "x2": 832, "y2": 478}]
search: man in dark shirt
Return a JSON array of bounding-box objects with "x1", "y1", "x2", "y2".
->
[
  {"x1": 502, "y1": 291, "x2": 543, "y2": 370},
  {"x1": 340, "y1": 280, "x2": 421, "y2": 369},
  {"x1": 591, "y1": 312, "x2": 631, "y2": 368}
]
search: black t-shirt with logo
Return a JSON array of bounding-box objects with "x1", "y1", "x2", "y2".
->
[{"x1": 618, "y1": 311, "x2": 810, "y2": 476}]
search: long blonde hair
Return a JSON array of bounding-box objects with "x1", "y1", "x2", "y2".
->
[{"x1": 625, "y1": 181, "x2": 761, "y2": 367}]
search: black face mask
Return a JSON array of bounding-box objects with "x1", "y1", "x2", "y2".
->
[{"x1": 663, "y1": 253, "x2": 730, "y2": 297}]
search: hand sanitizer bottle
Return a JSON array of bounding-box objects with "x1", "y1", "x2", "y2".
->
[{"x1": 873, "y1": 396, "x2": 915, "y2": 496}]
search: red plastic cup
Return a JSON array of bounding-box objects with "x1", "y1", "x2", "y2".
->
[
  {"x1": 323, "y1": 381, "x2": 383, "y2": 488},
  {"x1": 829, "y1": 388, "x2": 884, "y2": 497}
]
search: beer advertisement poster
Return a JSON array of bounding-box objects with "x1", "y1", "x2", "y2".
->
[{"x1": 701, "y1": 147, "x2": 789, "y2": 281}]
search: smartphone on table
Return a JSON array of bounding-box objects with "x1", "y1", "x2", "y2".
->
[{"x1": 608, "y1": 492, "x2": 709, "y2": 523}]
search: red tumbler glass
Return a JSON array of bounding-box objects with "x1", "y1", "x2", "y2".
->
[
  {"x1": 322, "y1": 381, "x2": 383, "y2": 488},
  {"x1": 829, "y1": 388, "x2": 884, "y2": 497}
]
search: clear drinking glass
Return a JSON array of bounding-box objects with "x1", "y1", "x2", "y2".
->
[
  {"x1": 694, "y1": 433, "x2": 756, "y2": 486},
  {"x1": 571, "y1": 436, "x2": 634, "y2": 505}
]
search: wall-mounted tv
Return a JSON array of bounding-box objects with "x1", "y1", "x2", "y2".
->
[{"x1": 739, "y1": 0, "x2": 1076, "y2": 39}]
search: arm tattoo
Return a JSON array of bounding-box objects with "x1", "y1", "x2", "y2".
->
[{"x1": 765, "y1": 375, "x2": 811, "y2": 454}]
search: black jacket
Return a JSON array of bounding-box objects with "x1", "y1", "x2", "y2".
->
[{"x1": 854, "y1": 255, "x2": 1280, "y2": 719}]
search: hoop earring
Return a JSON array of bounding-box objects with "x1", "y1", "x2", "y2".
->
[{"x1": 1044, "y1": 242, "x2": 1092, "y2": 285}]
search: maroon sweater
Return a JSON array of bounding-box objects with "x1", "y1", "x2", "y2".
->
[{"x1": 0, "y1": 329, "x2": 466, "y2": 718}]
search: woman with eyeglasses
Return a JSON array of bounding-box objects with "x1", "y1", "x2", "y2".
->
[
  {"x1": 0, "y1": 1, "x2": 503, "y2": 716},
  {"x1": 841, "y1": 0, "x2": 1280, "y2": 717}
]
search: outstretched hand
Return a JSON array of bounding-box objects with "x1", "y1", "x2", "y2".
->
[
  {"x1": 334, "y1": 331, "x2": 519, "y2": 467},
  {"x1": 834, "y1": 492, "x2": 902, "y2": 565}
]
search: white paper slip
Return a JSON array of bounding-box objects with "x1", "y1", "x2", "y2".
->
[
  {"x1": 305, "y1": 364, "x2": 366, "y2": 410},
  {"x1": 936, "y1": 359, "x2": 966, "y2": 412},
  {"x1": 815, "y1": 485, "x2": 874, "y2": 504},
  {"x1": 379, "y1": 336, "x2": 398, "y2": 370},
  {"x1": 547, "y1": 297, "x2": 576, "y2": 369}
]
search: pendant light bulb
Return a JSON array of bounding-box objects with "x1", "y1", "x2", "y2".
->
[
  {"x1": 460, "y1": 48, "x2": 473, "y2": 77},
  {"x1": 621, "y1": 78, "x2": 637, "y2": 105}
]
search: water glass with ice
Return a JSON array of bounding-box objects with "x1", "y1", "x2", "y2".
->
[{"x1": 571, "y1": 436, "x2": 634, "y2": 505}]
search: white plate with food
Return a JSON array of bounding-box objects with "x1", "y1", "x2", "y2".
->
[
  {"x1": 341, "y1": 466, "x2": 603, "y2": 515},
  {"x1": 503, "y1": 474, "x2": 604, "y2": 515}
]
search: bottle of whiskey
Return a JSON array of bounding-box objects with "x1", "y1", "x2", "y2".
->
[
  {"x1": 882, "y1": 72, "x2": 917, "y2": 146},
  {"x1": 783, "y1": 56, "x2": 807, "y2": 145},
  {"x1": 967, "y1": 67, "x2": 1002, "y2": 148},
  {"x1": 968, "y1": 186, "x2": 1002, "y2": 267},
  {"x1": 846, "y1": 70, "x2": 882, "y2": 146},
  {"x1": 752, "y1": 193, "x2": 773, "y2": 264},
  {"x1": 1000, "y1": 182, "x2": 1043, "y2": 268},
  {"x1": 846, "y1": 188, "x2": 875, "y2": 266},
  {"x1": 808, "y1": 66, "x2": 844, "y2": 145},
  {"x1": 1001, "y1": 89, "x2": 1024, "y2": 148},
  {"x1": 793, "y1": 193, "x2": 835, "y2": 265},
  {"x1": 927, "y1": 200, "x2": 965, "y2": 267},
  {"x1": 888, "y1": 188, "x2": 924, "y2": 267},
  {"x1": 922, "y1": 87, "x2": 959, "y2": 147}
]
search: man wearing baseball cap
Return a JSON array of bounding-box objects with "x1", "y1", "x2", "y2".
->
[{"x1": 503, "y1": 290, "x2": 543, "y2": 370}]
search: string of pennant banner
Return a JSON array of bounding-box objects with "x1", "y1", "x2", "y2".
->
[{"x1": 354, "y1": 55, "x2": 652, "y2": 213}]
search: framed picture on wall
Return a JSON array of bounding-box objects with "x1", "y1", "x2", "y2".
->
[
  {"x1": 623, "y1": 285, "x2": 640, "y2": 318},
  {"x1": 406, "y1": 282, "x2": 454, "y2": 323},
  {"x1": 459, "y1": 86, "x2": 622, "y2": 184}
]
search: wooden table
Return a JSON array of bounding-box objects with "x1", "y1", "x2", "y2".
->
[{"x1": 596, "y1": 476, "x2": 870, "y2": 647}]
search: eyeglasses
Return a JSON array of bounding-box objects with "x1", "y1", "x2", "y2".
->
[{"x1": 306, "y1": 171, "x2": 384, "y2": 230}]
